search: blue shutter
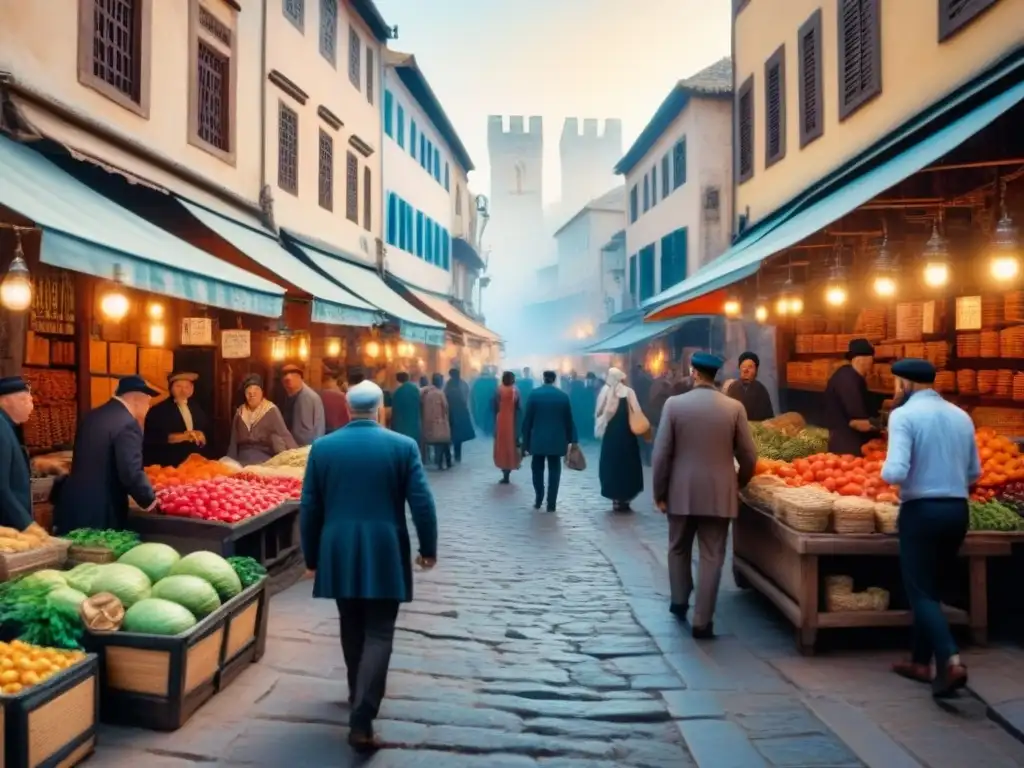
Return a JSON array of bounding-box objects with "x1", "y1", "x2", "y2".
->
[
  {"x1": 444, "y1": 163, "x2": 450, "y2": 191},
  {"x1": 660, "y1": 234, "x2": 673, "y2": 292},
  {"x1": 642, "y1": 175, "x2": 650, "y2": 213},
  {"x1": 661, "y1": 154, "x2": 670, "y2": 197},
  {"x1": 629, "y1": 186, "x2": 638, "y2": 223},
  {"x1": 673, "y1": 139, "x2": 686, "y2": 190},
  {"x1": 416, "y1": 211, "x2": 424, "y2": 257},
  {"x1": 651, "y1": 166, "x2": 658, "y2": 207},
  {"x1": 628, "y1": 254, "x2": 637, "y2": 301},
  {"x1": 433, "y1": 151, "x2": 441, "y2": 181},
  {"x1": 386, "y1": 193, "x2": 397, "y2": 244},
  {"x1": 397, "y1": 106, "x2": 405, "y2": 148},
  {"x1": 675, "y1": 227, "x2": 688, "y2": 281},
  {"x1": 397, "y1": 199, "x2": 406, "y2": 249},
  {"x1": 427, "y1": 218, "x2": 436, "y2": 263},
  {"x1": 384, "y1": 91, "x2": 393, "y2": 137},
  {"x1": 639, "y1": 245, "x2": 655, "y2": 301},
  {"x1": 411, "y1": 121, "x2": 417, "y2": 158},
  {"x1": 443, "y1": 231, "x2": 450, "y2": 269}
]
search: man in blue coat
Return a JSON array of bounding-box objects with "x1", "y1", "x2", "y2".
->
[
  {"x1": 389, "y1": 372, "x2": 421, "y2": 444},
  {"x1": 300, "y1": 380, "x2": 438, "y2": 752},
  {"x1": 54, "y1": 376, "x2": 158, "y2": 533},
  {"x1": 0, "y1": 376, "x2": 36, "y2": 531},
  {"x1": 522, "y1": 370, "x2": 578, "y2": 512}
]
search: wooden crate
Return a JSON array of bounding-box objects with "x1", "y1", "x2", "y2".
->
[
  {"x1": 215, "y1": 579, "x2": 269, "y2": 691},
  {"x1": 87, "y1": 341, "x2": 107, "y2": 375},
  {"x1": 108, "y1": 343, "x2": 138, "y2": 377},
  {"x1": 0, "y1": 547, "x2": 60, "y2": 583},
  {"x1": 0, "y1": 655, "x2": 99, "y2": 768},
  {"x1": 65, "y1": 547, "x2": 116, "y2": 566}
]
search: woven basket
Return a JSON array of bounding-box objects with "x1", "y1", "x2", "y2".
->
[
  {"x1": 866, "y1": 587, "x2": 891, "y2": 611},
  {"x1": 784, "y1": 502, "x2": 832, "y2": 532},
  {"x1": 825, "y1": 575, "x2": 854, "y2": 594},
  {"x1": 67, "y1": 545, "x2": 116, "y2": 565},
  {"x1": 874, "y1": 503, "x2": 899, "y2": 534},
  {"x1": 833, "y1": 497, "x2": 877, "y2": 534}
]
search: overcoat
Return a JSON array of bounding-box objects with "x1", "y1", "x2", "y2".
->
[
  {"x1": 421, "y1": 388, "x2": 451, "y2": 444},
  {"x1": 652, "y1": 385, "x2": 758, "y2": 519},
  {"x1": 522, "y1": 384, "x2": 577, "y2": 457},
  {"x1": 443, "y1": 375, "x2": 475, "y2": 444},
  {"x1": 53, "y1": 399, "x2": 156, "y2": 532},
  {"x1": 390, "y1": 381, "x2": 422, "y2": 443},
  {"x1": 470, "y1": 375, "x2": 498, "y2": 435},
  {"x1": 300, "y1": 420, "x2": 437, "y2": 602},
  {"x1": 0, "y1": 411, "x2": 33, "y2": 530},
  {"x1": 142, "y1": 397, "x2": 210, "y2": 467}
]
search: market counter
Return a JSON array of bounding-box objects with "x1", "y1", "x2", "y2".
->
[
  {"x1": 126, "y1": 502, "x2": 300, "y2": 571},
  {"x1": 732, "y1": 499, "x2": 1016, "y2": 655}
]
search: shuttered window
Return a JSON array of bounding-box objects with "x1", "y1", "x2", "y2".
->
[
  {"x1": 363, "y1": 167, "x2": 372, "y2": 230},
  {"x1": 673, "y1": 138, "x2": 686, "y2": 190},
  {"x1": 764, "y1": 45, "x2": 786, "y2": 167},
  {"x1": 347, "y1": 26, "x2": 360, "y2": 89},
  {"x1": 736, "y1": 77, "x2": 754, "y2": 183},
  {"x1": 660, "y1": 228, "x2": 688, "y2": 292},
  {"x1": 642, "y1": 175, "x2": 650, "y2": 214},
  {"x1": 386, "y1": 193, "x2": 397, "y2": 245},
  {"x1": 939, "y1": 0, "x2": 1001, "y2": 40},
  {"x1": 629, "y1": 185, "x2": 638, "y2": 223},
  {"x1": 639, "y1": 245, "x2": 656, "y2": 302},
  {"x1": 628, "y1": 254, "x2": 637, "y2": 303},
  {"x1": 396, "y1": 105, "x2": 405, "y2": 148},
  {"x1": 661, "y1": 154, "x2": 670, "y2": 197},
  {"x1": 651, "y1": 166, "x2": 658, "y2": 207},
  {"x1": 798, "y1": 9, "x2": 824, "y2": 147},
  {"x1": 365, "y1": 46, "x2": 374, "y2": 104},
  {"x1": 416, "y1": 211, "x2": 424, "y2": 257},
  {"x1": 317, "y1": 129, "x2": 333, "y2": 210},
  {"x1": 277, "y1": 103, "x2": 298, "y2": 195},
  {"x1": 345, "y1": 151, "x2": 358, "y2": 223},
  {"x1": 319, "y1": 0, "x2": 335, "y2": 63},
  {"x1": 383, "y1": 90, "x2": 393, "y2": 137},
  {"x1": 837, "y1": 0, "x2": 882, "y2": 120}
]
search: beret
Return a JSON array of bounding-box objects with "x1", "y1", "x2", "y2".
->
[
  {"x1": 846, "y1": 338, "x2": 875, "y2": 359},
  {"x1": 348, "y1": 380, "x2": 384, "y2": 412},
  {"x1": 691, "y1": 352, "x2": 724, "y2": 373},
  {"x1": 0, "y1": 376, "x2": 29, "y2": 396},
  {"x1": 738, "y1": 351, "x2": 760, "y2": 367},
  {"x1": 892, "y1": 358, "x2": 936, "y2": 384}
]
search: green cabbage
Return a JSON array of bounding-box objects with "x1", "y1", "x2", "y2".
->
[
  {"x1": 64, "y1": 563, "x2": 102, "y2": 594},
  {"x1": 47, "y1": 587, "x2": 88, "y2": 619},
  {"x1": 87, "y1": 563, "x2": 152, "y2": 608},
  {"x1": 151, "y1": 575, "x2": 221, "y2": 618},
  {"x1": 20, "y1": 569, "x2": 67, "y2": 592},
  {"x1": 117, "y1": 542, "x2": 181, "y2": 583},
  {"x1": 168, "y1": 552, "x2": 242, "y2": 601},
  {"x1": 123, "y1": 598, "x2": 197, "y2": 636}
]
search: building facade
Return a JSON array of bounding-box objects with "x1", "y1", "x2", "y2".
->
[
  {"x1": 732, "y1": 0, "x2": 1024, "y2": 232},
  {"x1": 616, "y1": 58, "x2": 734, "y2": 307},
  {"x1": 558, "y1": 118, "x2": 623, "y2": 225}
]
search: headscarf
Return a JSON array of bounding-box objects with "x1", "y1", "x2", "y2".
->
[
  {"x1": 238, "y1": 374, "x2": 274, "y2": 431},
  {"x1": 738, "y1": 351, "x2": 760, "y2": 368},
  {"x1": 595, "y1": 367, "x2": 640, "y2": 423}
]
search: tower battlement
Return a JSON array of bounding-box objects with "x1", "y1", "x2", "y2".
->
[
  {"x1": 488, "y1": 115, "x2": 543, "y2": 152},
  {"x1": 559, "y1": 117, "x2": 622, "y2": 148}
]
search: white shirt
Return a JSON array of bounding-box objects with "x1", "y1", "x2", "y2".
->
[{"x1": 175, "y1": 400, "x2": 194, "y2": 432}]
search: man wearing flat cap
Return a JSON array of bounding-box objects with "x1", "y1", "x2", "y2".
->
[
  {"x1": 653, "y1": 352, "x2": 758, "y2": 639},
  {"x1": 724, "y1": 351, "x2": 775, "y2": 422},
  {"x1": 143, "y1": 372, "x2": 210, "y2": 467},
  {"x1": 0, "y1": 376, "x2": 38, "y2": 531},
  {"x1": 823, "y1": 338, "x2": 882, "y2": 455},
  {"x1": 300, "y1": 380, "x2": 437, "y2": 752},
  {"x1": 54, "y1": 375, "x2": 158, "y2": 533},
  {"x1": 881, "y1": 359, "x2": 979, "y2": 698},
  {"x1": 280, "y1": 364, "x2": 325, "y2": 447}
]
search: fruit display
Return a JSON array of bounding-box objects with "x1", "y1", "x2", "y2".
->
[
  {"x1": 968, "y1": 500, "x2": 1024, "y2": 532},
  {"x1": 751, "y1": 423, "x2": 829, "y2": 461},
  {"x1": 996, "y1": 481, "x2": 1024, "y2": 517},
  {"x1": 233, "y1": 472, "x2": 303, "y2": 500},
  {"x1": 0, "y1": 640, "x2": 87, "y2": 695},
  {"x1": 155, "y1": 476, "x2": 288, "y2": 523},
  {"x1": 974, "y1": 428, "x2": 1024, "y2": 487},
  {"x1": 145, "y1": 454, "x2": 237, "y2": 488},
  {"x1": 755, "y1": 452, "x2": 900, "y2": 502},
  {"x1": 0, "y1": 523, "x2": 54, "y2": 554},
  {"x1": 262, "y1": 445, "x2": 311, "y2": 468}
]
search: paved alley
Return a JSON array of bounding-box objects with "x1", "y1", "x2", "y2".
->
[{"x1": 90, "y1": 440, "x2": 1024, "y2": 767}]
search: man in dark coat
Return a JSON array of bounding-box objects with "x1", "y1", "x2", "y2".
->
[
  {"x1": 54, "y1": 376, "x2": 158, "y2": 533},
  {"x1": 443, "y1": 369, "x2": 475, "y2": 462},
  {"x1": 389, "y1": 372, "x2": 421, "y2": 444},
  {"x1": 568, "y1": 372, "x2": 591, "y2": 444},
  {"x1": 470, "y1": 367, "x2": 498, "y2": 435},
  {"x1": 143, "y1": 372, "x2": 209, "y2": 467},
  {"x1": 824, "y1": 339, "x2": 882, "y2": 455},
  {"x1": 522, "y1": 371, "x2": 578, "y2": 512},
  {"x1": 724, "y1": 352, "x2": 775, "y2": 422},
  {"x1": 515, "y1": 367, "x2": 535, "y2": 435},
  {"x1": 300, "y1": 381, "x2": 437, "y2": 752},
  {"x1": 0, "y1": 376, "x2": 36, "y2": 531}
]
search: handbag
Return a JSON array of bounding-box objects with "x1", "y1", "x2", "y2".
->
[
  {"x1": 564, "y1": 444, "x2": 587, "y2": 471},
  {"x1": 627, "y1": 396, "x2": 651, "y2": 438}
]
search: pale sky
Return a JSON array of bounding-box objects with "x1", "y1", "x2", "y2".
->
[{"x1": 373, "y1": 0, "x2": 733, "y2": 204}]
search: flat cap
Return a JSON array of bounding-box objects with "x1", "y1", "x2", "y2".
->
[
  {"x1": 347, "y1": 380, "x2": 383, "y2": 413},
  {"x1": 168, "y1": 371, "x2": 198, "y2": 385},
  {"x1": 691, "y1": 352, "x2": 724, "y2": 374},
  {"x1": 280, "y1": 364, "x2": 304, "y2": 376},
  {"x1": 116, "y1": 375, "x2": 159, "y2": 397},
  {"x1": 892, "y1": 358, "x2": 936, "y2": 384},
  {"x1": 0, "y1": 376, "x2": 29, "y2": 397},
  {"x1": 846, "y1": 338, "x2": 875, "y2": 359}
]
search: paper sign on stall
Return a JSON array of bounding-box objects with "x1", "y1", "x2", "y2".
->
[
  {"x1": 180, "y1": 318, "x2": 214, "y2": 346},
  {"x1": 955, "y1": 296, "x2": 982, "y2": 331},
  {"x1": 221, "y1": 329, "x2": 251, "y2": 359}
]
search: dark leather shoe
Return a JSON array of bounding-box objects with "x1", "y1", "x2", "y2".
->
[
  {"x1": 347, "y1": 726, "x2": 380, "y2": 753},
  {"x1": 932, "y1": 663, "x2": 968, "y2": 698},
  {"x1": 533, "y1": 499, "x2": 543, "y2": 510},
  {"x1": 692, "y1": 622, "x2": 715, "y2": 640},
  {"x1": 891, "y1": 660, "x2": 931, "y2": 684},
  {"x1": 669, "y1": 603, "x2": 687, "y2": 619},
  {"x1": 546, "y1": 505, "x2": 556, "y2": 513}
]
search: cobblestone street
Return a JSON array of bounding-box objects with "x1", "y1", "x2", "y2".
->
[{"x1": 90, "y1": 440, "x2": 1024, "y2": 767}]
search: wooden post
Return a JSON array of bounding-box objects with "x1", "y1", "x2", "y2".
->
[{"x1": 76, "y1": 276, "x2": 94, "y2": 416}]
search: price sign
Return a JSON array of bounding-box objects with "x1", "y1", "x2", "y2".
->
[
  {"x1": 180, "y1": 317, "x2": 214, "y2": 346},
  {"x1": 221, "y1": 329, "x2": 251, "y2": 359},
  {"x1": 955, "y1": 296, "x2": 982, "y2": 331}
]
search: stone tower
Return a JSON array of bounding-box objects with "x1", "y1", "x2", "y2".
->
[
  {"x1": 486, "y1": 115, "x2": 546, "y2": 295},
  {"x1": 559, "y1": 118, "x2": 623, "y2": 219}
]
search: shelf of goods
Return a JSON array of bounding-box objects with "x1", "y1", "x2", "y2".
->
[{"x1": 21, "y1": 368, "x2": 77, "y2": 453}]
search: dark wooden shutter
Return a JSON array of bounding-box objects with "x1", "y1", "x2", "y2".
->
[
  {"x1": 837, "y1": 0, "x2": 882, "y2": 120},
  {"x1": 345, "y1": 151, "x2": 358, "y2": 223},
  {"x1": 363, "y1": 167, "x2": 372, "y2": 230},
  {"x1": 938, "y1": 0, "x2": 1000, "y2": 41},
  {"x1": 317, "y1": 129, "x2": 333, "y2": 210},
  {"x1": 764, "y1": 45, "x2": 786, "y2": 167},
  {"x1": 798, "y1": 9, "x2": 824, "y2": 147},
  {"x1": 737, "y1": 76, "x2": 754, "y2": 183}
]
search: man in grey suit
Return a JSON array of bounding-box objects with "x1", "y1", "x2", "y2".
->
[{"x1": 652, "y1": 352, "x2": 758, "y2": 639}]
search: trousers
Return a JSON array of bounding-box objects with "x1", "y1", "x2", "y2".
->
[
  {"x1": 530, "y1": 454, "x2": 562, "y2": 508},
  {"x1": 898, "y1": 497, "x2": 968, "y2": 668},
  {"x1": 336, "y1": 599, "x2": 400, "y2": 729},
  {"x1": 667, "y1": 515, "x2": 731, "y2": 627}
]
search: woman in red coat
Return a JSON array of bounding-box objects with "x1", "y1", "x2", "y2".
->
[{"x1": 493, "y1": 371, "x2": 521, "y2": 484}]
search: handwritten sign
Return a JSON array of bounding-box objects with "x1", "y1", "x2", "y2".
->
[
  {"x1": 180, "y1": 317, "x2": 213, "y2": 346},
  {"x1": 955, "y1": 296, "x2": 982, "y2": 331},
  {"x1": 221, "y1": 329, "x2": 251, "y2": 359},
  {"x1": 922, "y1": 300, "x2": 936, "y2": 335}
]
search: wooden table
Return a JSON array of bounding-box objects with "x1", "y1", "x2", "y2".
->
[{"x1": 732, "y1": 499, "x2": 1016, "y2": 655}]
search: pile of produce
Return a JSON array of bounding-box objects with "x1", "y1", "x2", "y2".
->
[
  {"x1": 227, "y1": 556, "x2": 267, "y2": 588},
  {"x1": 0, "y1": 523, "x2": 54, "y2": 554},
  {"x1": 995, "y1": 481, "x2": 1024, "y2": 518},
  {"x1": 751, "y1": 423, "x2": 829, "y2": 461},
  {"x1": 155, "y1": 477, "x2": 289, "y2": 523},
  {"x1": 755, "y1": 452, "x2": 899, "y2": 502},
  {"x1": 0, "y1": 571, "x2": 88, "y2": 648},
  {"x1": 241, "y1": 464, "x2": 306, "y2": 481},
  {"x1": 64, "y1": 529, "x2": 140, "y2": 558},
  {"x1": 968, "y1": 500, "x2": 1023, "y2": 531},
  {"x1": 233, "y1": 473, "x2": 303, "y2": 500},
  {"x1": 0, "y1": 640, "x2": 87, "y2": 695},
  {"x1": 759, "y1": 412, "x2": 807, "y2": 436},
  {"x1": 974, "y1": 428, "x2": 1024, "y2": 488},
  {"x1": 145, "y1": 454, "x2": 237, "y2": 488},
  {"x1": 262, "y1": 446, "x2": 311, "y2": 468}
]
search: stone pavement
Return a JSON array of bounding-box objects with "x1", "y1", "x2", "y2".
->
[{"x1": 88, "y1": 439, "x2": 1023, "y2": 767}]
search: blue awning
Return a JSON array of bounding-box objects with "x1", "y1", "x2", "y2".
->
[
  {"x1": 645, "y1": 57, "x2": 1024, "y2": 314},
  {"x1": 282, "y1": 230, "x2": 446, "y2": 346},
  {"x1": 585, "y1": 318, "x2": 688, "y2": 354},
  {"x1": 0, "y1": 135, "x2": 284, "y2": 317},
  {"x1": 177, "y1": 200, "x2": 378, "y2": 327}
]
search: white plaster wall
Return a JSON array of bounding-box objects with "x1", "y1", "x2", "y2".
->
[{"x1": 555, "y1": 208, "x2": 626, "y2": 322}]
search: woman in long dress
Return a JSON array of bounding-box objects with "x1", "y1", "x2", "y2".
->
[
  {"x1": 225, "y1": 374, "x2": 298, "y2": 465},
  {"x1": 595, "y1": 367, "x2": 644, "y2": 512},
  {"x1": 492, "y1": 371, "x2": 521, "y2": 484},
  {"x1": 421, "y1": 373, "x2": 452, "y2": 470}
]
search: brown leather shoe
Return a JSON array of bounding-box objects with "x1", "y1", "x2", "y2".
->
[
  {"x1": 347, "y1": 726, "x2": 380, "y2": 753},
  {"x1": 932, "y1": 663, "x2": 968, "y2": 699},
  {"x1": 891, "y1": 660, "x2": 931, "y2": 684}
]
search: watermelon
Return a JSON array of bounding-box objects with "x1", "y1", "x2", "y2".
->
[
  {"x1": 65, "y1": 563, "x2": 102, "y2": 594},
  {"x1": 87, "y1": 563, "x2": 152, "y2": 608},
  {"x1": 117, "y1": 542, "x2": 181, "y2": 583},
  {"x1": 168, "y1": 552, "x2": 242, "y2": 601},
  {"x1": 123, "y1": 598, "x2": 197, "y2": 636},
  {"x1": 151, "y1": 575, "x2": 221, "y2": 618}
]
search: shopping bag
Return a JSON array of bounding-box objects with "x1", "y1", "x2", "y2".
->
[
  {"x1": 564, "y1": 444, "x2": 587, "y2": 471},
  {"x1": 627, "y1": 399, "x2": 651, "y2": 438}
]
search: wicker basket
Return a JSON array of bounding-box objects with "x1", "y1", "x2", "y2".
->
[
  {"x1": 784, "y1": 501, "x2": 832, "y2": 532},
  {"x1": 866, "y1": 587, "x2": 891, "y2": 611},
  {"x1": 825, "y1": 575, "x2": 854, "y2": 594},
  {"x1": 67, "y1": 545, "x2": 116, "y2": 565},
  {"x1": 874, "y1": 503, "x2": 899, "y2": 534},
  {"x1": 833, "y1": 497, "x2": 877, "y2": 534}
]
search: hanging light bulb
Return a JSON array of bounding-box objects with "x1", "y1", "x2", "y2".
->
[
  {"x1": 754, "y1": 295, "x2": 769, "y2": 323},
  {"x1": 775, "y1": 269, "x2": 803, "y2": 317},
  {"x1": 871, "y1": 227, "x2": 899, "y2": 299},
  {"x1": 146, "y1": 302, "x2": 165, "y2": 321},
  {"x1": 0, "y1": 231, "x2": 33, "y2": 312},
  {"x1": 921, "y1": 220, "x2": 951, "y2": 288},
  {"x1": 824, "y1": 245, "x2": 848, "y2": 307},
  {"x1": 365, "y1": 340, "x2": 380, "y2": 358},
  {"x1": 270, "y1": 336, "x2": 287, "y2": 361},
  {"x1": 723, "y1": 296, "x2": 741, "y2": 318},
  {"x1": 325, "y1": 337, "x2": 342, "y2": 357},
  {"x1": 298, "y1": 336, "x2": 309, "y2": 361},
  {"x1": 988, "y1": 183, "x2": 1020, "y2": 283},
  {"x1": 100, "y1": 264, "x2": 130, "y2": 321}
]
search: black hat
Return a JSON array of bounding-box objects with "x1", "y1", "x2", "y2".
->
[
  {"x1": 241, "y1": 373, "x2": 263, "y2": 391},
  {"x1": 691, "y1": 352, "x2": 724, "y2": 375},
  {"x1": 0, "y1": 376, "x2": 29, "y2": 396},
  {"x1": 738, "y1": 351, "x2": 760, "y2": 368},
  {"x1": 846, "y1": 338, "x2": 875, "y2": 360},
  {"x1": 280, "y1": 363, "x2": 304, "y2": 376},
  {"x1": 167, "y1": 371, "x2": 198, "y2": 385},
  {"x1": 892, "y1": 358, "x2": 936, "y2": 384},
  {"x1": 116, "y1": 376, "x2": 159, "y2": 397}
]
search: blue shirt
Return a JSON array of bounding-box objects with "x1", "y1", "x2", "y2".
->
[{"x1": 881, "y1": 390, "x2": 980, "y2": 501}]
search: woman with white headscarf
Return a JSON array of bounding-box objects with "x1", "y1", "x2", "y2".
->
[{"x1": 595, "y1": 367, "x2": 644, "y2": 512}]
